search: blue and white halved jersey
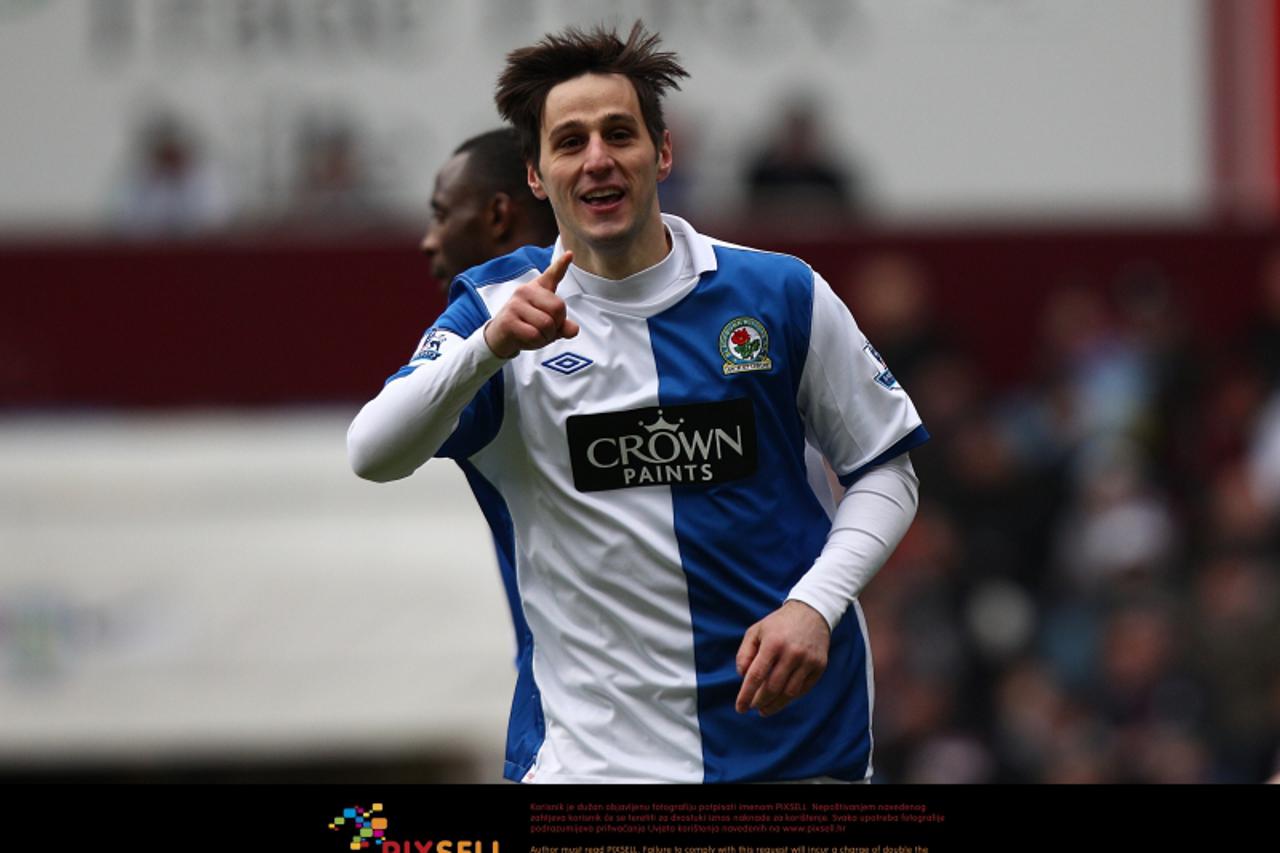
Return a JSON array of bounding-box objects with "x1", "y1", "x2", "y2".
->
[{"x1": 367, "y1": 215, "x2": 927, "y2": 783}]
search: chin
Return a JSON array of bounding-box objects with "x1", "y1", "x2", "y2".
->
[{"x1": 578, "y1": 220, "x2": 637, "y2": 247}]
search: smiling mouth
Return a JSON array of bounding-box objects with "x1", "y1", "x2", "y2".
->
[{"x1": 581, "y1": 188, "x2": 625, "y2": 208}]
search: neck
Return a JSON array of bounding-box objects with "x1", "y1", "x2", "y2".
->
[
  {"x1": 503, "y1": 230, "x2": 551, "y2": 253},
  {"x1": 565, "y1": 212, "x2": 670, "y2": 280}
]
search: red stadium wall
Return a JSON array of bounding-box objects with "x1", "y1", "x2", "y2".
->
[{"x1": 1, "y1": 226, "x2": 1276, "y2": 408}]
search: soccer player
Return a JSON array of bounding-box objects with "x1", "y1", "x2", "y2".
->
[
  {"x1": 421, "y1": 128, "x2": 559, "y2": 290},
  {"x1": 348, "y1": 22, "x2": 928, "y2": 783}
]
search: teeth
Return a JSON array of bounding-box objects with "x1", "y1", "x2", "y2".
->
[{"x1": 584, "y1": 190, "x2": 621, "y2": 201}]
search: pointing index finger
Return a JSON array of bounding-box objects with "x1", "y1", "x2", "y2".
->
[{"x1": 539, "y1": 250, "x2": 574, "y2": 292}]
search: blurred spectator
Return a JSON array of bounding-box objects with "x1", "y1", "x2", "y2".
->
[
  {"x1": 940, "y1": 412, "x2": 1063, "y2": 593},
  {"x1": 907, "y1": 354, "x2": 982, "y2": 440},
  {"x1": 1244, "y1": 256, "x2": 1280, "y2": 531},
  {"x1": 1267, "y1": 674, "x2": 1280, "y2": 782},
  {"x1": 1128, "y1": 723, "x2": 1213, "y2": 784},
  {"x1": 656, "y1": 112, "x2": 700, "y2": 219},
  {"x1": 1097, "y1": 600, "x2": 1184, "y2": 726},
  {"x1": 902, "y1": 732, "x2": 994, "y2": 784},
  {"x1": 846, "y1": 252, "x2": 944, "y2": 392},
  {"x1": 992, "y1": 659, "x2": 1073, "y2": 781},
  {"x1": 109, "y1": 110, "x2": 232, "y2": 237},
  {"x1": 1249, "y1": 248, "x2": 1280, "y2": 390},
  {"x1": 743, "y1": 99, "x2": 861, "y2": 229},
  {"x1": 1052, "y1": 436, "x2": 1176, "y2": 592},
  {"x1": 1112, "y1": 264, "x2": 1201, "y2": 493},
  {"x1": 965, "y1": 579, "x2": 1036, "y2": 663},
  {"x1": 1249, "y1": 389, "x2": 1280, "y2": 515},
  {"x1": 287, "y1": 116, "x2": 388, "y2": 230},
  {"x1": 1206, "y1": 460, "x2": 1274, "y2": 553},
  {"x1": 1037, "y1": 285, "x2": 1150, "y2": 441},
  {"x1": 1187, "y1": 554, "x2": 1280, "y2": 780}
]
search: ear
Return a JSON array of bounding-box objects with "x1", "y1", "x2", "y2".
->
[
  {"x1": 488, "y1": 192, "x2": 513, "y2": 240},
  {"x1": 527, "y1": 161, "x2": 548, "y2": 200},
  {"x1": 656, "y1": 129, "x2": 673, "y2": 183}
]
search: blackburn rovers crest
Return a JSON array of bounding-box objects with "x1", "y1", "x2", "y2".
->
[{"x1": 719, "y1": 317, "x2": 773, "y2": 375}]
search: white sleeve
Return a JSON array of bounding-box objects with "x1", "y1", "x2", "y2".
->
[
  {"x1": 786, "y1": 454, "x2": 919, "y2": 630},
  {"x1": 789, "y1": 270, "x2": 927, "y2": 630},
  {"x1": 346, "y1": 323, "x2": 507, "y2": 482},
  {"x1": 795, "y1": 271, "x2": 925, "y2": 485}
]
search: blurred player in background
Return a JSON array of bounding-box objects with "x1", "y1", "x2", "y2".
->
[
  {"x1": 421, "y1": 128, "x2": 558, "y2": 291},
  {"x1": 349, "y1": 22, "x2": 926, "y2": 783},
  {"x1": 419, "y1": 127, "x2": 561, "y2": 668}
]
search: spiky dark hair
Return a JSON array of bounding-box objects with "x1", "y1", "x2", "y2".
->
[{"x1": 495, "y1": 21, "x2": 689, "y2": 167}]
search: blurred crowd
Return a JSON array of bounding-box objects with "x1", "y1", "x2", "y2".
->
[
  {"x1": 106, "y1": 98, "x2": 862, "y2": 238},
  {"x1": 850, "y1": 250, "x2": 1280, "y2": 784},
  {"x1": 108, "y1": 107, "x2": 394, "y2": 237}
]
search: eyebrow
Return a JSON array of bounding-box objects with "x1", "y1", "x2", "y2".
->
[{"x1": 547, "y1": 113, "x2": 640, "y2": 138}]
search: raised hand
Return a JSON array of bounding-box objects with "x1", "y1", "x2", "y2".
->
[{"x1": 483, "y1": 251, "x2": 580, "y2": 359}]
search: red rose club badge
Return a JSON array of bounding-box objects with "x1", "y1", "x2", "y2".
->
[{"x1": 719, "y1": 316, "x2": 773, "y2": 375}]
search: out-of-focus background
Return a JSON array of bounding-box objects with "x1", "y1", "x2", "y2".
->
[{"x1": 2, "y1": 0, "x2": 1279, "y2": 783}]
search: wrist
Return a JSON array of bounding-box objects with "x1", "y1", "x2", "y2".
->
[
  {"x1": 783, "y1": 597, "x2": 835, "y2": 635},
  {"x1": 482, "y1": 320, "x2": 518, "y2": 359}
]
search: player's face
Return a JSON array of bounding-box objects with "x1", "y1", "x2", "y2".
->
[
  {"x1": 528, "y1": 73, "x2": 671, "y2": 259},
  {"x1": 420, "y1": 151, "x2": 494, "y2": 288}
]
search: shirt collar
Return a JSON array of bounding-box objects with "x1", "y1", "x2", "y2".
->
[
  {"x1": 563, "y1": 223, "x2": 686, "y2": 306},
  {"x1": 662, "y1": 213, "x2": 718, "y2": 275}
]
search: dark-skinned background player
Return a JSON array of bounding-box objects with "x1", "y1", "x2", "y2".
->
[{"x1": 421, "y1": 128, "x2": 558, "y2": 292}]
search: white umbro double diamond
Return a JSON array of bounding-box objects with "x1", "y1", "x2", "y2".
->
[{"x1": 541, "y1": 352, "x2": 593, "y2": 375}]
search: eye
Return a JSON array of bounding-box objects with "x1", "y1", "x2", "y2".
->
[
  {"x1": 608, "y1": 128, "x2": 633, "y2": 142},
  {"x1": 556, "y1": 135, "x2": 582, "y2": 150}
]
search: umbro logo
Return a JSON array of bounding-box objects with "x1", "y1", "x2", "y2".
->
[{"x1": 541, "y1": 352, "x2": 593, "y2": 375}]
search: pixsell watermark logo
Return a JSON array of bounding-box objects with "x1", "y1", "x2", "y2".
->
[
  {"x1": 566, "y1": 398, "x2": 757, "y2": 491},
  {"x1": 327, "y1": 804, "x2": 498, "y2": 853},
  {"x1": 329, "y1": 803, "x2": 389, "y2": 849}
]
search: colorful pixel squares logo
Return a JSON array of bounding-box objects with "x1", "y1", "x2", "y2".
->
[{"x1": 329, "y1": 803, "x2": 388, "y2": 850}]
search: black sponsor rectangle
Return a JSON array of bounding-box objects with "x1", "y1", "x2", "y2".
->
[{"x1": 566, "y1": 398, "x2": 757, "y2": 492}]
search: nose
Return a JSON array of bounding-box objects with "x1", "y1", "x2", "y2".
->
[
  {"x1": 583, "y1": 133, "x2": 614, "y2": 175},
  {"x1": 420, "y1": 226, "x2": 438, "y2": 258}
]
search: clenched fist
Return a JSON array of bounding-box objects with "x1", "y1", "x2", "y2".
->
[{"x1": 483, "y1": 251, "x2": 580, "y2": 359}]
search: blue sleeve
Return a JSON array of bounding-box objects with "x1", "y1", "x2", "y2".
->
[
  {"x1": 437, "y1": 278, "x2": 492, "y2": 338},
  {"x1": 437, "y1": 281, "x2": 504, "y2": 460},
  {"x1": 381, "y1": 281, "x2": 506, "y2": 461}
]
